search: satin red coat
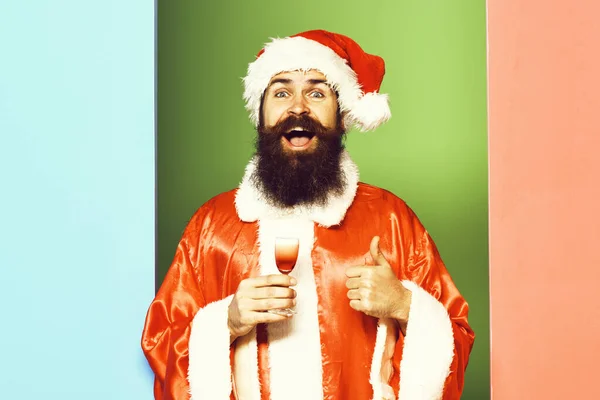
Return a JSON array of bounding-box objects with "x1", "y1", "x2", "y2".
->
[{"x1": 142, "y1": 183, "x2": 475, "y2": 399}]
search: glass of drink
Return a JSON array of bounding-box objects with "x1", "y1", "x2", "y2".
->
[{"x1": 269, "y1": 237, "x2": 299, "y2": 316}]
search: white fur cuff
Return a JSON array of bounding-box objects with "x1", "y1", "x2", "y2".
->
[
  {"x1": 398, "y1": 281, "x2": 455, "y2": 400},
  {"x1": 188, "y1": 295, "x2": 234, "y2": 400}
]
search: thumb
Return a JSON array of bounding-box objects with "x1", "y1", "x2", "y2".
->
[{"x1": 370, "y1": 236, "x2": 390, "y2": 267}]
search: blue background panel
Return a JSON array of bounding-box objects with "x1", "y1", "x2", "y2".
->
[{"x1": 0, "y1": 2, "x2": 155, "y2": 398}]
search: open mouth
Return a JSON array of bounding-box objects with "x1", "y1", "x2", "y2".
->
[{"x1": 282, "y1": 128, "x2": 316, "y2": 150}]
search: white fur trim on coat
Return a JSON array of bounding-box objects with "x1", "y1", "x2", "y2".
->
[
  {"x1": 234, "y1": 150, "x2": 359, "y2": 227},
  {"x1": 243, "y1": 36, "x2": 390, "y2": 132},
  {"x1": 188, "y1": 295, "x2": 235, "y2": 400},
  {"x1": 370, "y1": 319, "x2": 397, "y2": 400},
  {"x1": 257, "y1": 218, "x2": 324, "y2": 399},
  {"x1": 398, "y1": 281, "x2": 455, "y2": 400},
  {"x1": 232, "y1": 327, "x2": 260, "y2": 400}
]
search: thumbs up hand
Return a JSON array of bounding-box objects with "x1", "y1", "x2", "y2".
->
[{"x1": 345, "y1": 236, "x2": 412, "y2": 323}]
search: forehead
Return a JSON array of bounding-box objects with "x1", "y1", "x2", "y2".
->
[{"x1": 268, "y1": 69, "x2": 329, "y2": 85}]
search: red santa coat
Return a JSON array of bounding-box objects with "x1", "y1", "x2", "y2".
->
[{"x1": 142, "y1": 152, "x2": 475, "y2": 399}]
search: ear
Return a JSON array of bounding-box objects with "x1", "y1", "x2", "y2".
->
[
  {"x1": 258, "y1": 92, "x2": 266, "y2": 125},
  {"x1": 340, "y1": 110, "x2": 351, "y2": 133}
]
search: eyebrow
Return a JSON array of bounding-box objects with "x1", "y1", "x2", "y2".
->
[{"x1": 267, "y1": 78, "x2": 329, "y2": 88}]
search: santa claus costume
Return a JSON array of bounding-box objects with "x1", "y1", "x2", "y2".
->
[{"x1": 142, "y1": 30, "x2": 475, "y2": 400}]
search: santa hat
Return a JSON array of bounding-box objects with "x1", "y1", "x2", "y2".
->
[{"x1": 243, "y1": 29, "x2": 391, "y2": 132}]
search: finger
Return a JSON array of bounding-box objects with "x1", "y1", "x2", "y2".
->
[
  {"x1": 370, "y1": 236, "x2": 390, "y2": 267},
  {"x1": 345, "y1": 277, "x2": 362, "y2": 289},
  {"x1": 251, "y1": 298, "x2": 296, "y2": 312},
  {"x1": 252, "y1": 286, "x2": 296, "y2": 299},
  {"x1": 349, "y1": 299, "x2": 364, "y2": 312},
  {"x1": 345, "y1": 266, "x2": 370, "y2": 278},
  {"x1": 347, "y1": 289, "x2": 361, "y2": 300},
  {"x1": 243, "y1": 274, "x2": 297, "y2": 288},
  {"x1": 250, "y1": 311, "x2": 293, "y2": 324}
]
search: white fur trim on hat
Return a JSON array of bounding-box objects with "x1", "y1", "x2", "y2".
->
[
  {"x1": 348, "y1": 91, "x2": 392, "y2": 132},
  {"x1": 243, "y1": 36, "x2": 390, "y2": 132}
]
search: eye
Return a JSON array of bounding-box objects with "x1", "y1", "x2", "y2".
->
[
  {"x1": 309, "y1": 91, "x2": 325, "y2": 98},
  {"x1": 274, "y1": 91, "x2": 289, "y2": 98}
]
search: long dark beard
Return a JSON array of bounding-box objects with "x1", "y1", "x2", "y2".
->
[{"x1": 252, "y1": 113, "x2": 346, "y2": 208}]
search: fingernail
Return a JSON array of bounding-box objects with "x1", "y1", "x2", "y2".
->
[{"x1": 290, "y1": 277, "x2": 297, "y2": 285}]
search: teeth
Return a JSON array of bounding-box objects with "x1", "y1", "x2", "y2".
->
[{"x1": 289, "y1": 127, "x2": 305, "y2": 132}]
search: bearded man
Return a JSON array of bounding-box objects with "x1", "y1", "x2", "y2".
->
[{"x1": 142, "y1": 30, "x2": 475, "y2": 400}]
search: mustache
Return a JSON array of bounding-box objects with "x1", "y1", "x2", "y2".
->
[{"x1": 261, "y1": 114, "x2": 329, "y2": 136}]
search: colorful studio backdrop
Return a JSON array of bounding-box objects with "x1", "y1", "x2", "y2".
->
[
  {"x1": 156, "y1": 2, "x2": 489, "y2": 399},
  {"x1": 8, "y1": 1, "x2": 599, "y2": 399}
]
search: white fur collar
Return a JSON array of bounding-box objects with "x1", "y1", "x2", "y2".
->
[{"x1": 234, "y1": 150, "x2": 359, "y2": 227}]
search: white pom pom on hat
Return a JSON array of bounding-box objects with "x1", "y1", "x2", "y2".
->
[{"x1": 243, "y1": 29, "x2": 391, "y2": 132}]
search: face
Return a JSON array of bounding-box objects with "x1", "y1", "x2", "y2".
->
[
  {"x1": 252, "y1": 70, "x2": 347, "y2": 208},
  {"x1": 261, "y1": 70, "x2": 340, "y2": 153}
]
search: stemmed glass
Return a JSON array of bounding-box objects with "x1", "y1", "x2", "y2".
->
[{"x1": 268, "y1": 237, "x2": 299, "y2": 316}]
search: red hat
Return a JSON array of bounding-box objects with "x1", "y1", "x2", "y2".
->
[{"x1": 243, "y1": 30, "x2": 391, "y2": 132}]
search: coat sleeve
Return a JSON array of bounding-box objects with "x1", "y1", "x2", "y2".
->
[
  {"x1": 392, "y1": 207, "x2": 475, "y2": 400},
  {"x1": 141, "y1": 205, "x2": 237, "y2": 400},
  {"x1": 141, "y1": 223, "x2": 206, "y2": 400}
]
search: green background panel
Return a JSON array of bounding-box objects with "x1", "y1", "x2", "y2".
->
[{"x1": 157, "y1": 1, "x2": 489, "y2": 398}]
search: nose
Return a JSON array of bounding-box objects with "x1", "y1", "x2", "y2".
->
[{"x1": 287, "y1": 95, "x2": 309, "y2": 116}]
